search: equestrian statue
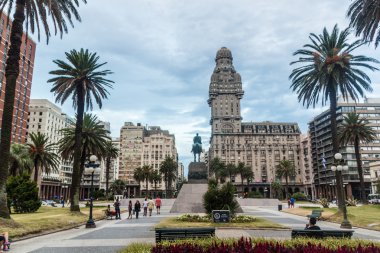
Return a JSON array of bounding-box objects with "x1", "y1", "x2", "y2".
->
[{"x1": 191, "y1": 133, "x2": 203, "y2": 162}]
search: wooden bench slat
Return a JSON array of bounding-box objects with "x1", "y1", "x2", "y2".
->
[
  {"x1": 291, "y1": 229, "x2": 354, "y2": 239},
  {"x1": 155, "y1": 227, "x2": 215, "y2": 243}
]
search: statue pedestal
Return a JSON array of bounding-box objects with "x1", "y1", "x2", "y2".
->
[{"x1": 188, "y1": 162, "x2": 208, "y2": 184}]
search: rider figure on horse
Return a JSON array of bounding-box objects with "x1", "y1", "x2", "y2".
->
[{"x1": 191, "y1": 133, "x2": 202, "y2": 162}]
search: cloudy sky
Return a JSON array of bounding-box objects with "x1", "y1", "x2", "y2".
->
[{"x1": 29, "y1": 0, "x2": 380, "y2": 171}]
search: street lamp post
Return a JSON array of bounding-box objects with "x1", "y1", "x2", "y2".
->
[
  {"x1": 85, "y1": 155, "x2": 100, "y2": 229},
  {"x1": 331, "y1": 153, "x2": 352, "y2": 229}
]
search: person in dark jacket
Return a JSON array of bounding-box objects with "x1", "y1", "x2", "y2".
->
[
  {"x1": 134, "y1": 200, "x2": 141, "y2": 219},
  {"x1": 305, "y1": 217, "x2": 321, "y2": 230},
  {"x1": 114, "y1": 198, "x2": 121, "y2": 220}
]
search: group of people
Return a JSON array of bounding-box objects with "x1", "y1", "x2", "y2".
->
[
  {"x1": 108, "y1": 196, "x2": 162, "y2": 220},
  {"x1": 287, "y1": 197, "x2": 295, "y2": 208}
]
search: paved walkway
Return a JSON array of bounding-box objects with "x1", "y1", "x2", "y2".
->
[
  {"x1": 12, "y1": 205, "x2": 175, "y2": 253},
  {"x1": 11, "y1": 203, "x2": 380, "y2": 252}
]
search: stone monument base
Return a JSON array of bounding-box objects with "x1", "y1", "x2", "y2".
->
[
  {"x1": 188, "y1": 162, "x2": 208, "y2": 184},
  {"x1": 170, "y1": 183, "x2": 208, "y2": 213}
]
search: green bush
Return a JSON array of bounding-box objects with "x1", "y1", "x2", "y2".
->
[
  {"x1": 203, "y1": 179, "x2": 239, "y2": 216},
  {"x1": 176, "y1": 214, "x2": 210, "y2": 222},
  {"x1": 291, "y1": 192, "x2": 307, "y2": 201},
  {"x1": 247, "y1": 191, "x2": 263, "y2": 198},
  {"x1": 231, "y1": 215, "x2": 256, "y2": 223},
  {"x1": 6, "y1": 175, "x2": 41, "y2": 213}
]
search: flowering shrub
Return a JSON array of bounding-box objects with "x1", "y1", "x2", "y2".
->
[
  {"x1": 231, "y1": 215, "x2": 256, "y2": 223},
  {"x1": 176, "y1": 214, "x2": 211, "y2": 222},
  {"x1": 152, "y1": 237, "x2": 380, "y2": 253}
]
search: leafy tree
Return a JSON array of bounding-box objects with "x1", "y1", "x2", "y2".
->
[
  {"x1": 347, "y1": 0, "x2": 380, "y2": 47},
  {"x1": 339, "y1": 112, "x2": 377, "y2": 202},
  {"x1": 9, "y1": 144, "x2": 32, "y2": 176},
  {"x1": 141, "y1": 165, "x2": 153, "y2": 196},
  {"x1": 6, "y1": 174, "x2": 41, "y2": 213},
  {"x1": 27, "y1": 132, "x2": 59, "y2": 186},
  {"x1": 104, "y1": 140, "x2": 118, "y2": 197},
  {"x1": 110, "y1": 179, "x2": 125, "y2": 195},
  {"x1": 203, "y1": 179, "x2": 239, "y2": 216},
  {"x1": 133, "y1": 167, "x2": 144, "y2": 197},
  {"x1": 271, "y1": 181, "x2": 283, "y2": 199},
  {"x1": 159, "y1": 156, "x2": 177, "y2": 198},
  {"x1": 0, "y1": 0, "x2": 86, "y2": 219},
  {"x1": 149, "y1": 169, "x2": 162, "y2": 197},
  {"x1": 275, "y1": 160, "x2": 295, "y2": 198},
  {"x1": 289, "y1": 24, "x2": 378, "y2": 212}
]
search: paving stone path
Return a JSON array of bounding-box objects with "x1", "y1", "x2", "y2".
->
[{"x1": 12, "y1": 202, "x2": 380, "y2": 252}]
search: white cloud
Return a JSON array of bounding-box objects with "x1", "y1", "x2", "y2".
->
[{"x1": 29, "y1": 0, "x2": 380, "y2": 173}]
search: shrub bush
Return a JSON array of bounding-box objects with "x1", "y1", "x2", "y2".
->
[
  {"x1": 318, "y1": 198, "x2": 330, "y2": 208},
  {"x1": 176, "y1": 214, "x2": 210, "y2": 222},
  {"x1": 247, "y1": 191, "x2": 263, "y2": 198},
  {"x1": 203, "y1": 179, "x2": 239, "y2": 216},
  {"x1": 346, "y1": 197, "x2": 358, "y2": 206},
  {"x1": 231, "y1": 215, "x2": 256, "y2": 223},
  {"x1": 291, "y1": 192, "x2": 307, "y2": 201},
  {"x1": 6, "y1": 175, "x2": 41, "y2": 213}
]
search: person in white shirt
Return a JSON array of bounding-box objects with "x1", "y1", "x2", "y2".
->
[{"x1": 143, "y1": 197, "x2": 148, "y2": 216}]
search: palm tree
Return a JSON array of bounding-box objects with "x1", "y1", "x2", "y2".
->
[
  {"x1": 9, "y1": 143, "x2": 32, "y2": 176},
  {"x1": 275, "y1": 160, "x2": 295, "y2": 198},
  {"x1": 149, "y1": 170, "x2": 162, "y2": 197},
  {"x1": 347, "y1": 0, "x2": 380, "y2": 47},
  {"x1": 141, "y1": 165, "x2": 153, "y2": 197},
  {"x1": 209, "y1": 157, "x2": 226, "y2": 183},
  {"x1": 49, "y1": 49, "x2": 113, "y2": 212},
  {"x1": 59, "y1": 113, "x2": 110, "y2": 210},
  {"x1": 0, "y1": 0, "x2": 86, "y2": 219},
  {"x1": 110, "y1": 179, "x2": 125, "y2": 195},
  {"x1": 289, "y1": 25, "x2": 378, "y2": 212},
  {"x1": 27, "y1": 133, "x2": 59, "y2": 189},
  {"x1": 237, "y1": 162, "x2": 253, "y2": 194},
  {"x1": 133, "y1": 167, "x2": 144, "y2": 197},
  {"x1": 271, "y1": 181, "x2": 283, "y2": 199},
  {"x1": 339, "y1": 112, "x2": 377, "y2": 202},
  {"x1": 104, "y1": 141, "x2": 118, "y2": 197},
  {"x1": 159, "y1": 156, "x2": 177, "y2": 198},
  {"x1": 225, "y1": 163, "x2": 237, "y2": 182}
]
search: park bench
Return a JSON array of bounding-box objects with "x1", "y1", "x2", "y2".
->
[
  {"x1": 307, "y1": 209, "x2": 323, "y2": 220},
  {"x1": 155, "y1": 227, "x2": 215, "y2": 243},
  {"x1": 291, "y1": 229, "x2": 354, "y2": 239},
  {"x1": 104, "y1": 209, "x2": 117, "y2": 220}
]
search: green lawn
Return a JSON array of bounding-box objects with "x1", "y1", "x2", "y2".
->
[
  {"x1": 284, "y1": 205, "x2": 380, "y2": 231},
  {"x1": 155, "y1": 216, "x2": 286, "y2": 229},
  {"x1": 1, "y1": 206, "x2": 106, "y2": 239}
]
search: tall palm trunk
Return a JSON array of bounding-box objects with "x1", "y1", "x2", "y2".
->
[
  {"x1": 240, "y1": 173, "x2": 244, "y2": 194},
  {"x1": 0, "y1": 0, "x2": 26, "y2": 219},
  {"x1": 105, "y1": 157, "x2": 111, "y2": 197},
  {"x1": 354, "y1": 137, "x2": 367, "y2": 203},
  {"x1": 145, "y1": 178, "x2": 149, "y2": 197},
  {"x1": 33, "y1": 159, "x2": 39, "y2": 182},
  {"x1": 329, "y1": 89, "x2": 345, "y2": 213},
  {"x1": 285, "y1": 176, "x2": 289, "y2": 198},
  {"x1": 70, "y1": 86, "x2": 85, "y2": 212}
]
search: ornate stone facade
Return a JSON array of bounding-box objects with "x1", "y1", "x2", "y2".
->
[{"x1": 208, "y1": 47, "x2": 303, "y2": 196}]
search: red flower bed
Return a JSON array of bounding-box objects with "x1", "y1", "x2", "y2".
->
[{"x1": 152, "y1": 238, "x2": 380, "y2": 253}]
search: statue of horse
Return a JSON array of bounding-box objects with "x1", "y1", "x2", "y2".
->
[{"x1": 191, "y1": 133, "x2": 202, "y2": 162}]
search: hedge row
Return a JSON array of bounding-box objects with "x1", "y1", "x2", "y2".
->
[{"x1": 120, "y1": 237, "x2": 380, "y2": 253}]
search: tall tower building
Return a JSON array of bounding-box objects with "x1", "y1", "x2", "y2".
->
[
  {"x1": 0, "y1": 13, "x2": 37, "y2": 144},
  {"x1": 209, "y1": 47, "x2": 302, "y2": 197}
]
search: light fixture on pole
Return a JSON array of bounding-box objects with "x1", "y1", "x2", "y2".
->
[
  {"x1": 330, "y1": 152, "x2": 352, "y2": 229},
  {"x1": 85, "y1": 155, "x2": 100, "y2": 228}
]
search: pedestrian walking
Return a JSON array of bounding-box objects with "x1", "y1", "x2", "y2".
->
[
  {"x1": 60, "y1": 197, "x2": 65, "y2": 208},
  {"x1": 143, "y1": 197, "x2": 148, "y2": 217},
  {"x1": 148, "y1": 198, "x2": 154, "y2": 216},
  {"x1": 155, "y1": 196, "x2": 162, "y2": 214},
  {"x1": 134, "y1": 200, "x2": 141, "y2": 219},
  {"x1": 114, "y1": 198, "x2": 121, "y2": 219},
  {"x1": 287, "y1": 198, "x2": 290, "y2": 208},
  {"x1": 128, "y1": 200, "x2": 133, "y2": 219},
  {"x1": 290, "y1": 197, "x2": 295, "y2": 208}
]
